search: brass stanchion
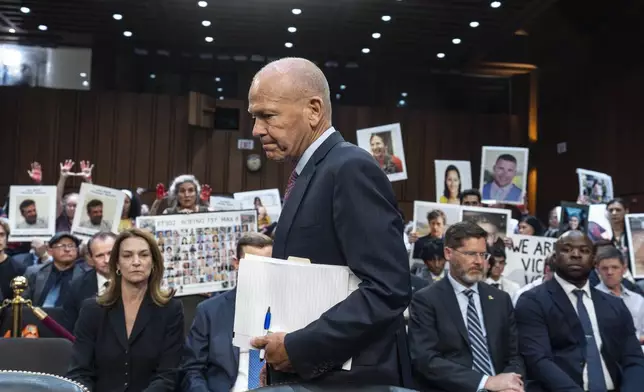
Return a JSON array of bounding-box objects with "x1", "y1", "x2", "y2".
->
[{"x1": 0, "y1": 276, "x2": 31, "y2": 337}]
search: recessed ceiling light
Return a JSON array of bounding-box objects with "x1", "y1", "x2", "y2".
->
[
  {"x1": 38, "y1": 25, "x2": 47, "y2": 31},
  {"x1": 219, "y1": 96, "x2": 224, "y2": 100},
  {"x1": 381, "y1": 15, "x2": 391, "y2": 22},
  {"x1": 340, "y1": 85, "x2": 346, "y2": 90},
  {"x1": 401, "y1": 92, "x2": 408, "y2": 97},
  {"x1": 82, "y1": 81, "x2": 89, "y2": 87},
  {"x1": 20, "y1": 7, "x2": 30, "y2": 14},
  {"x1": 398, "y1": 100, "x2": 406, "y2": 106},
  {"x1": 362, "y1": 48, "x2": 370, "y2": 54},
  {"x1": 205, "y1": 36, "x2": 214, "y2": 42},
  {"x1": 437, "y1": 52, "x2": 446, "y2": 59},
  {"x1": 8, "y1": 28, "x2": 15, "y2": 34},
  {"x1": 198, "y1": 1, "x2": 208, "y2": 7},
  {"x1": 150, "y1": 73, "x2": 156, "y2": 79},
  {"x1": 336, "y1": 93, "x2": 341, "y2": 99},
  {"x1": 80, "y1": 72, "x2": 87, "y2": 78},
  {"x1": 215, "y1": 77, "x2": 221, "y2": 82},
  {"x1": 470, "y1": 21, "x2": 480, "y2": 28},
  {"x1": 287, "y1": 26, "x2": 297, "y2": 33},
  {"x1": 372, "y1": 32, "x2": 381, "y2": 39},
  {"x1": 292, "y1": 8, "x2": 302, "y2": 15},
  {"x1": 202, "y1": 20, "x2": 211, "y2": 27},
  {"x1": 113, "y1": 14, "x2": 123, "y2": 20},
  {"x1": 490, "y1": 1, "x2": 501, "y2": 8},
  {"x1": 452, "y1": 38, "x2": 461, "y2": 44},
  {"x1": 285, "y1": 42, "x2": 293, "y2": 48},
  {"x1": 217, "y1": 87, "x2": 223, "y2": 92},
  {"x1": 123, "y1": 31, "x2": 132, "y2": 37}
]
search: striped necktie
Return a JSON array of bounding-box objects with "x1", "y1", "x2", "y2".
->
[
  {"x1": 283, "y1": 168, "x2": 299, "y2": 203},
  {"x1": 463, "y1": 289, "x2": 495, "y2": 376},
  {"x1": 248, "y1": 349, "x2": 263, "y2": 389}
]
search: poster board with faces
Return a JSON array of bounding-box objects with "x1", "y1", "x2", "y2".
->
[
  {"x1": 460, "y1": 206, "x2": 512, "y2": 247},
  {"x1": 625, "y1": 214, "x2": 644, "y2": 279},
  {"x1": 434, "y1": 160, "x2": 472, "y2": 204},
  {"x1": 556, "y1": 204, "x2": 612, "y2": 242},
  {"x1": 410, "y1": 201, "x2": 462, "y2": 263},
  {"x1": 576, "y1": 169, "x2": 614, "y2": 205},
  {"x1": 504, "y1": 235, "x2": 556, "y2": 287},
  {"x1": 558, "y1": 202, "x2": 589, "y2": 235},
  {"x1": 233, "y1": 188, "x2": 282, "y2": 226},
  {"x1": 137, "y1": 209, "x2": 258, "y2": 296},
  {"x1": 356, "y1": 123, "x2": 408, "y2": 182},
  {"x1": 7, "y1": 185, "x2": 57, "y2": 242},
  {"x1": 71, "y1": 183, "x2": 124, "y2": 239},
  {"x1": 479, "y1": 146, "x2": 529, "y2": 205}
]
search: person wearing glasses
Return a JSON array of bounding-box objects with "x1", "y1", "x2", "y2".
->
[
  {"x1": 24, "y1": 232, "x2": 91, "y2": 307},
  {"x1": 408, "y1": 221, "x2": 525, "y2": 392}
]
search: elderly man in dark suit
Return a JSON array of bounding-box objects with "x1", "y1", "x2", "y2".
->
[
  {"x1": 408, "y1": 221, "x2": 525, "y2": 392},
  {"x1": 24, "y1": 232, "x2": 90, "y2": 307},
  {"x1": 515, "y1": 230, "x2": 644, "y2": 392},
  {"x1": 248, "y1": 57, "x2": 412, "y2": 387},
  {"x1": 181, "y1": 233, "x2": 273, "y2": 392}
]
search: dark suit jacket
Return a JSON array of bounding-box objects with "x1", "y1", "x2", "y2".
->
[
  {"x1": 66, "y1": 294, "x2": 184, "y2": 392},
  {"x1": 62, "y1": 270, "x2": 100, "y2": 332},
  {"x1": 515, "y1": 278, "x2": 644, "y2": 392},
  {"x1": 271, "y1": 131, "x2": 412, "y2": 386},
  {"x1": 410, "y1": 274, "x2": 429, "y2": 294},
  {"x1": 408, "y1": 277, "x2": 524, "y2": 392},
  {"x1": 24, "y1": 261, "x2": 90, "y2": 306},
  {"x1": 181, "y1": 289, "x2": 239, "y2": 392}
]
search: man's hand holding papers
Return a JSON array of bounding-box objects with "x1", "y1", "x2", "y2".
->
[{"x1": 251, "y1": 332, "x2": 294, "y2": 372}]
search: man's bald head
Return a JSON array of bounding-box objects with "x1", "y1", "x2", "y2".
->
[{"x1": 251, "y1": 57, "x2": 331, "y2": 116}]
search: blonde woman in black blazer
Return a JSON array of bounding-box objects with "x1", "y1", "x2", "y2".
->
[{"x1": 67, "y1": 228, "x2": 184, "y2": 392}]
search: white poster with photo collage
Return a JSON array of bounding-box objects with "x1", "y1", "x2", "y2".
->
[{"x1": 136, "y1": 210, "x2": 258, "y2": 297}]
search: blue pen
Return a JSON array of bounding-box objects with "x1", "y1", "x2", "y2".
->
[{"x1": 259, "y1": 306, "x2": 271, "y2": 361}]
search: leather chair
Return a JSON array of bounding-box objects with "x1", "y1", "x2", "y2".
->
[
  {"x1": 255, "y1": 385, "x2": 418, "y2": 392},
  {"x1": 0, "y1": 338, "x2": 74, "y2": 376},
  {"x1": 0, "y1": 370, "x2": 87, "y2": 392}
]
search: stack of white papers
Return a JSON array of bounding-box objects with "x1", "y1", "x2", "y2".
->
[{"x1": 233, "y1": 255, "x2": 360, "y2": 370}]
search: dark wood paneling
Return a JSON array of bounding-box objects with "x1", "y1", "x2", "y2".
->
[{"x1": 0, "y1": 87, "x2": 522, "y2": 220}]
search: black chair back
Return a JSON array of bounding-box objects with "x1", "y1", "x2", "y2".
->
[
  {"x1": 0, "y1": 338, "x2": 74, "y2": 376},
  {"x1": 0, "y1": 370, "x2": 87, "y2": 392}
]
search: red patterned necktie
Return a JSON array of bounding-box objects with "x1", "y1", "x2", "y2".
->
[{"x1": 283, "y1": 168, "x2": 299, "y2": 203}]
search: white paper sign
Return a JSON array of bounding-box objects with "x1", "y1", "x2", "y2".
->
[
  {"x1": 71, "y1": 183, "x2": 124, "y2": 239},
  {"x1": 505, "y1": 235, "x2": 556, "y2": 286},
  {"x1": 237, "y1": 139, "x2": 255, "y2": 150},
  {"x1": 209, "y1": 196, "x2": 243, "y2": 211},
  {"x1": 8, "y1": 185, "x2": 57, "y2": 242}
]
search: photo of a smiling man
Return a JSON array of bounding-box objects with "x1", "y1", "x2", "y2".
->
[{"x1": 480, "y1": 146, "x2": 529, "y2": 205}]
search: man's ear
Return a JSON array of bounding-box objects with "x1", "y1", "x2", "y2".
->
[{"x1": 443, "y1": 247, "x2": 452, "y2": 261}]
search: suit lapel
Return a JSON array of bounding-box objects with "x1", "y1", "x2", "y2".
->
[
  {"x1": 437, "y1": 278, "x2": 469, "y2": 344},
  {"x1": 129, "y1": 294, "x2": 153, "y2": 344},
  {"x1": 108, "y1": 300, "x2": 129, "y2": 349},
  {"x1": 273, "y1": 132, "x2": 345, "y2": 257},
  {"x1": 590, "y1": 288, "x2": 613, "y2": 359},
  {"x1": 229, "y1": 290, "x2": 240, "y2": 368},
  {"x1": 546, "y1": 279, "x2": 584, "y2": 344},
  {"x1": 35, "y1": 265, "x2": 52, "y2": 305},
  {"x1": 479, "y1": 284, "x2": 499, "y2": 368}
]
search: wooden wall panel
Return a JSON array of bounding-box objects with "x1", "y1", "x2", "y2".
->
[{"x1": 0, "y1": 87, "x2": 523, "y2": 220}]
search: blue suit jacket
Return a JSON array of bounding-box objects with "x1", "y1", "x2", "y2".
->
[
  {"x1": 481, "y1": 182, "x2": 522, "y2": 203},
  {"x1": 271, "y1": 131, "x2": 412, "y2": 386},
  {"x1": 181, "y1": 289, "x2": 239, "y2": 392},
  {"x1": 515, "y1": 278, "x2": 644, "y2": 392}
]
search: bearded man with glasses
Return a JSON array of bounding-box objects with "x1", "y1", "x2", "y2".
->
[{"x1": 408, "y1": 221, "x2": 525, "y2": 392}]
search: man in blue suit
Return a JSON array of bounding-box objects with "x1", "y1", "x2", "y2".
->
[
  {"x1": 180, "y1": 232, "x2": 273, "y2": 392},
  {"x1": 515, "y1": 230, "x2": 644, "y2": 392},
  {"x1": 482, "y1": 154, "x2": 523, "y2": 203},
  {"x1": 248, "y1": 57, "x2": 412, "y2": 387}
]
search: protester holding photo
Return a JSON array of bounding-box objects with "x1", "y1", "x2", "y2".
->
[
  {"x1": 481, "y1": 153, "x2": 524, "y2": 203},
  {"x1": 163, "y1": 175, "x2": 211, "y2": 215},
  {"x1": 517, "y1": 216, "x2": 545, "y2": 237},
  {"x1": 369, "y1": 132, "x2": 403, "y2": 174}
]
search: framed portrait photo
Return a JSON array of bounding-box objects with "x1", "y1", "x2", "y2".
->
[
  {"x1": 356, "y1": 123, "x2": 408, "y2": 182},
  {"x1": 434, "y1": 160, "x2": 472, "y2": 204},
  {"x1": 479, "y1": 146, "x2": 529, "y2": 205}
]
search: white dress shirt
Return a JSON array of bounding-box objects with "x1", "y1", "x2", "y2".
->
[
  {"x1": 595, "y1": 282, "x2": 644, "y2": 338},
  {"x1": 295, "y1": 127, "x2": 336, "y2": 175},
  {"x1": 231, "y1": 348, "x2": 249, "y2": 392},
  {"x1": 485, "y1": 276, "x2": 520, "y2": 298},
  {"x1": 553, "y1": 273, "x2": 615, "y2": 390},
  {"x1": 512, "y1": 278, "x2": 544, "y2": 306},
  {"x1": 96, "y1": 273, "x2": 109, "y2": 295},
  {"x1": 447, "y1": 273, "x2": 494, "y2": 390}
]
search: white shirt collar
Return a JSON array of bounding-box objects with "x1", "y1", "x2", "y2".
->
[
  {"x1": 596, "y1": 281, "x2": 631, "y2": 298},
  {"x1": 554, "y1": 272, "x2": 591, "y2": 298},
  {"x1": 295, "y1": 127, "x2": 336, "y2": 175},
  {"x1": 447, "y1": 271, "x2": 479, "y2": 296},
  {"x1": 96, "y1": 272, "x2": 109, "y2": 295}
]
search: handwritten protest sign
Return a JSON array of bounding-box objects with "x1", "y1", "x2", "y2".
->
[{"x1": 505, "y1": 235, "x2": 556, "y2": 286}]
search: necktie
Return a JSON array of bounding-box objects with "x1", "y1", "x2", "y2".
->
[
  {"x1": 491, "y1": 283, "x2": 500, "y2": 289},
  {"x1": 463, "y1": 289, "x2": 495, "y2": 376},
  {"x1": 283, "y1": 168, "x2": 299, "y2": 203},
  {"x1": 43, "y1": 282, "x2": 61, "y2": 307},
  {"x1": 248, "y1": 349, "x2": 263, "y2": 389},
  {"x1": 573, "y1": 289, "x2": 607, "y2": 392}
]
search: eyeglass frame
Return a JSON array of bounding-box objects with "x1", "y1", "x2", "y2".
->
[{"x1": 448, "y1": 248, "x2": 491, "y2": 262}]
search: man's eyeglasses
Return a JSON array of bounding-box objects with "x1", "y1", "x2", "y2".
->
[
  {"x1": 51, "y1": 243, "x2": 77, "y2": 250},
  {"x1": 450, "y1": 248, "x2": 490, "y2": 261}
]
